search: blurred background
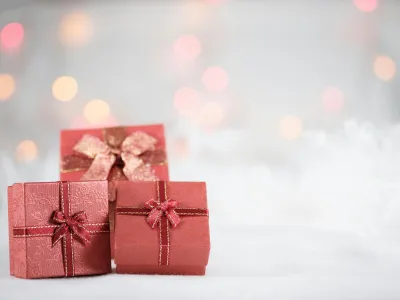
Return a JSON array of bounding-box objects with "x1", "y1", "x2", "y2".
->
[{"x1": 2, "y1": 0, "x2": 400, "y2": 298}]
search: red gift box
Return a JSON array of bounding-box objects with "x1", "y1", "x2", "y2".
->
[
  {"x1": 59, "y1": 124, "x2": 170, "y2": 257},
  {"x1": 8, "y1": 181, "x2": 111, "y2": 279},
  {"x1": 115, "y1": 181, "x2": 210, "y2": 275}
]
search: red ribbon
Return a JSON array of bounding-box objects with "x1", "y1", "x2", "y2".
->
[
  {"x1": 116, "y1": 181, "x2": 208, "y2": 266},
  {"x1": 52, "y1": 210, "x2": 91, "y2": 247},
  {"x1": 13, "y1": 181, "x2": 109, "y2": 277}
]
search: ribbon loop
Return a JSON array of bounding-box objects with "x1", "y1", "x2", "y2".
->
[
  {"x1": 121, "y1": 132, "x2": 157, "y2": 156},
  {"x1": 73, "y1": 135, "x2": 111, "y2": 158}
]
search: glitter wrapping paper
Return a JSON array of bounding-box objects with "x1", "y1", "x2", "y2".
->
[
  {"x1": 60, "y1": 124, "x2": 170, "y2": 257},
  {"x1": 8, "y1": 181, "x2": 111, "y2": 279},
  {"x1": 114, "y1": 181, "x2": 210, "y2": 275}
]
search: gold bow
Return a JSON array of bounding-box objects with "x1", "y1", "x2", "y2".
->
[{"x1": 61, "y1": 127, "x2": 166, "y2": 181}]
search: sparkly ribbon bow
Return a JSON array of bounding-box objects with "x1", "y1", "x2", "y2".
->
[
  {"x1": 145, "y1": 199, "x2": 181, "y2": 229},
  {"x1": 52, "y1": 210, "x2": 91, "y2": 247},
  {"x1": 61, "y1": 127, "x2": 166, "y2": 181}
]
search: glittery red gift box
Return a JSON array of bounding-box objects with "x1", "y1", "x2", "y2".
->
[
  {"x1": 8, "y1": 181, "x2": 111, "y2": 279},
  {"x1": 59, "y1": 124, "x2": 170, "y2": 257},
  {"x1": 114, "y1": 181, "x2": 210, "y2": 275}
]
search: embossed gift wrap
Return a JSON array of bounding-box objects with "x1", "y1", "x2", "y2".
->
[
  {"x1": 8, "y1": 181, "x2": 111, "y2": 279},
  {"x1": 114, "y1": 181, "x2": 210, "y2": 275},
  {"x1": 60, "y1": 124, "x2": 170, "y2": 257}
]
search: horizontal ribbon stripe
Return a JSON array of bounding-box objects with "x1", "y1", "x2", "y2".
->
[
  {"x1": 116, "y1": 181, "x2": 208, "y2": 266},
  {"x1": 13, "y1": 224, "x2": 109, "y2": 237},
  {"x1": 116, "y1": 207, "x2": 208, "y2": 215}
]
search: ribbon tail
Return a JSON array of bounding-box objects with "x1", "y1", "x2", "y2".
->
[
  {"x1": 52, "y1": 224, "x2": 68, "y2": 247},
  {"x1": 81, "y1": 153, "x2": 116, "y2": 181},
  {"x1": 166, "y1": 209, "x2": 181, "y2": 228}
]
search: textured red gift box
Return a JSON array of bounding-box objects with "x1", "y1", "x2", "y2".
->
[
  {"x1": 60, "y1": 124, "x2": 170, "y2": 257},
  {"x1": 8, "y1": 181, "x2": 111, "y2": 279},
  {"x1": 114, "y1": 181, "x2": 210, "y2": 275}
]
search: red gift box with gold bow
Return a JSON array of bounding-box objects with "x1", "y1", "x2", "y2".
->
[
  {"x1": 59, "y1": 124, "x2": 170, "y2": 257},
  {"x1": 8, "y1": 181, "x2": 111, "y2": 279},
  {"x1": 114, "y1": 181, "x2": 210, "y2": 275}
]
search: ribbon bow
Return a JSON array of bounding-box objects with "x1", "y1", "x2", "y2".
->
[
  {"x1": 52, "y1": 210, "x2": 91, "y2": 247},
  {"x1": 61, "y1": 127, "x2": 166, "y2": 181},
  {"x1": 145, "y1": 199, "x2": 181, "y2": 229}
]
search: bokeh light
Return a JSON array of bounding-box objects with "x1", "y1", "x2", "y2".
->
[
  {"x1": 16, "y1": 140, "x2": 38, "y2": 162},
  {"x1": 374, "y1": 55, "x2": 396, "y2": 81},
  {"x1": 279, "y1": 115, "x2": 303, "y2": 140},
  {"x1": 353, "y1": 0, "x2": 378, "y2": 12},
  {"x1": 172, "y1": 138, "x2": 190, "y2": 158},
  {"x1": 174, "y1": 87, "x2": 201, "y2": 115},
  {"x1": 0, "y1": 74, "x2": 16, "y2": 101},
  {"x1": 202, "y1": 67, "x2": 229, "y2": 92},
  {"x1": 174, "y1": 35, "x2": 202, "y2": 61},
  {"x1": 59, "y1": 12, "x2": 93, "y2": 47},
  {"x1": 197, "y1": 101, "x2": 225, "y2": 128},
  {"x1": 84, "y1": 99, "x2": 110, "y2": 124},
  {"x1": 0, "y1": 22, "x2": 24, "y2": 52},
  {"x1": 52, "y1": 76, "x2": 78, "y2": 102},
  {"x1": 322, "y1": 86, "x2": 345, "y2": 113}
]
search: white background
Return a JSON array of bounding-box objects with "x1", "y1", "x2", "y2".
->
[{"x1": 1, "y1": 1, "x2": 400, "y2": 299}]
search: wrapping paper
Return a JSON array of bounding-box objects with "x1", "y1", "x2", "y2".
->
[
  {"x1": 8, "y1": 181, "x2": 111, "y2": 279},
  {"x1": 115, "y1": 181, "x2": 210, "y2": 275}
]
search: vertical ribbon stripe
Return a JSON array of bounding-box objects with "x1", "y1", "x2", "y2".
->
[
  {"x1": 60, "y1": 182, "x2": 74, "y2": 277},
  {"x1": 158, "y1": 181, "x2": 169, "y2": 266},
  {"x1": 116, "y1": 181, "x2": 208, "y2": 266}
]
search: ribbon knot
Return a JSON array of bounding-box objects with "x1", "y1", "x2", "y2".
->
[
  {"x1": 145, "y1": 199, "x2": 181, "y2": 229},
  {"x1": 52, "y1": 210, "x2": 91, "y2": 247}
]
